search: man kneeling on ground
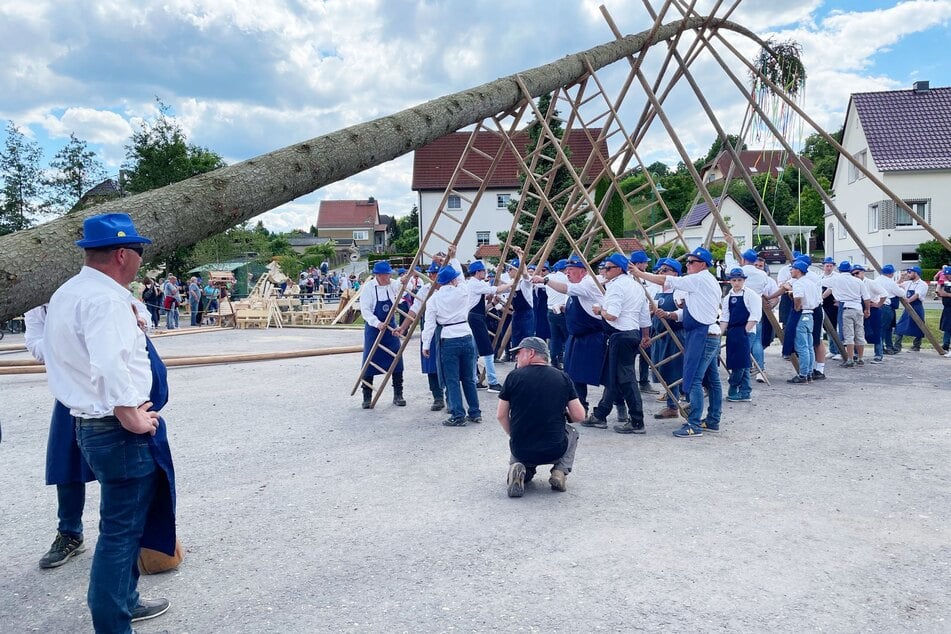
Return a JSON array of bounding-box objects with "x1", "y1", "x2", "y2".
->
[{"x1": 497, "y1": 337, "x2": 586, "y2": 497}]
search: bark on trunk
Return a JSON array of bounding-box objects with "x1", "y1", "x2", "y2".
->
[{"x1": 0, "y1": 16, "x2": 759, "y2": 319}]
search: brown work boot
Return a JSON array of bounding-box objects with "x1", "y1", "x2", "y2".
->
[
  {"x1": 653, "y1": 407, "x2": 679, "y2": 419},
  {"x1": 549, "y1": 469, "x2": 567, "y2": 492},
  {"x1": 507, "y1": 463, "x2": 526, "y2": 498}
]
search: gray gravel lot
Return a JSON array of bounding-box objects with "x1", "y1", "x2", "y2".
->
[{"x1": 1, "y1": 327, "x2": 949, "y2": 633}]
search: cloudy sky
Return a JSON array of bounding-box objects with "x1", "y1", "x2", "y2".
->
[{"x1": 2, "y1": 0, "x2": 949, "y2": 232}]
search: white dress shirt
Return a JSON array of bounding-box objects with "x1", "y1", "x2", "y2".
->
[
  {"x1": 720, "y1": 287, "x2": 763, "y2": 325},
  {"x1": 359, "y1": 278, "x2": 402, "y2": 328},
  {"x1": 863, "y1": 277, "x2": 887, "y2": 303},
  {"x1": 724, "y1": 254, "x2": 771, "y2": 296},
  {"x1": 877, "y1": 275, "x2": 903, "y2": 298},
  {"x1": 901, "y1": 279, "x2": 929, "y2": 301},
  {"x1": 44, "y1": 267, "x2": 152, "y2": 418},
  {"x1": 24, "y1": 304, "x2": 48, "y2": 363},
  {"x1": 792, "y1": 275, "x2": 822, "y2": 310},
  {"x1": 421, "y1": 282, "x2": 474, "y2": 351},
  {"x1": 565, "y1": 275, "x2": 604, "y2": 319},
  {"x1": 603, "y1": 274, "x2": 651, "y2": 332},
  {"x1": 465, "y1": 277, "x2": 496, "y2": 311},
  {"x1": 545, "y1": 271, "x2": 568, "y2": 312},
  {"x1": 824, "y1": 274, "x2": 870, "y2": 310},
  {"x1": 666, "y1": 270, "x2": 722, "y2": 331}
]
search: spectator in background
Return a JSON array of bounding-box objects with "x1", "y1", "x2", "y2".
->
[{"x1": 162, "y1": 275, "x2": 181, "y2": 330}]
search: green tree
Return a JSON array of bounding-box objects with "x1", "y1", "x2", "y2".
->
[
  {"x1": 917, "y1": 238, "x2": 951, "y2": 270},
  {"x1": 124, "y1": 99, "x2": 225, "y2": 194},
  {"x1": 504, "y1": 94, "x2": 587, "y2": 261},
  {"x1": 44, "y1": 133, "x2": 107, "y2": 214},
  {"x1": 700, "y1": 134, "x2": 747, "y2": 168},
  {"x1": 595, "y1": 178, "x2": 624, "y2": 237},
  {"x1": 801, "y1": 127, "x2": 842, "y2": 185},
  {"x1": 391, "y1": 204, "x2": 420, "y2": 253},
  {"x1": 0, "y1": 121, "x2": 44, "y2": 235},
  {"x1": 657, "y1": 162, "x2": 698, "y2": 221}
]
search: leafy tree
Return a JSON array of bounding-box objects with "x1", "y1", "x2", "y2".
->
[
  {"x1": 700, "y1": 134, "x2": 747, "y2": 168},
  {"x1": 800, "y1": 128, "x2": 842, "y2": 186},
  {"x1": 595, "y1": 178, "x2": 624, "y2": 238},
  {"x1": 391, "y1": 204, "x2": 420, "y2": 253},
  {"x1": 657, "y1": 162, "x2": 698, "y2": 221},
  {"x1": 707, "y1": 172, "x2": 794, "y2": 225},
  {"x1": 0, "y1": 121, "x2": 44, "y2": 235},
  {"x1": 44, "y1": 133, "x2": 107, "y2": 214},
  {"x1": 124, "y1": 99, "x2": 225, "y2": 194},
  {"x1": 917, "y1": 238, "x2": 951, "y2": 270},
  {"x1": 303, "y1": 242, "x2": 336, "y2": 262},
  {"x1": 503, "y1": 94, "x2": 587, "y2": 261}
]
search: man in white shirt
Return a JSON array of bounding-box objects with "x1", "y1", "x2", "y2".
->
[
  {"x1": 876, "y1": 264, "x2": 904, "y2": 354},
  {"x1": 631, "y1": 247, "x2": 723, "y2": 438},
  {"x1": 822, "y1": 261, "x2": 871, "y2": 367},
  {"x1": 422, "y1": 265, "x2": 482, "y2": 426},
  {"x1": 894, "y1": 265, "x2": 930, "y2": 351},
  {"x1": 586, "y1": 253, "x2": 652, "y2": 434},
  {"x1": 44, "y1": 213, "x2": 171, "y2": 632},
  {"x1": 629, "y1": 250, "x2": 659, "y2": 394},
  {"x1": 545, "y1": 259, "x2": 570, "y2": 369},
  {"x1": 850, "y1": 265, "x2": 887, "y2": 363},
  {"x1": 786, "y1": 260, "x2": 822, "y2": 383},
  {"x1": 358, "y1": 260, "x2": 406, "y2": 408},
  {"x1": 724, "y1": 236, "x2": 771, "y2": 377},
  {"x1": 719, "y1": 268, "x2": 762, "y2": 402}
]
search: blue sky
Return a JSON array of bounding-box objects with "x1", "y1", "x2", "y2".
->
[{"x1": 1, "y1": 0, "x2": 949, "y2": 232}]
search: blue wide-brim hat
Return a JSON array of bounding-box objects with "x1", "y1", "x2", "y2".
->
[
  {"x1": 427, "y1": 262, "x2": 440, "y2": 274},
  {"x1": 838, "y1": 261, "x2": 852, "y2": 273},
  {"x1": 629, "y1": 250, "x2": 650, "y2": 264},
  {"x1": 823, "y1": 257, "x2": 836, "y2": 264},
  {"x1": 656, "y1": 257, "x2": 683, "y2": 275},
  {"x1": 792, "y1": 260, "x2": 809, "y2": 273},
  {"x1": 372, "y1": 261, "x2": 393, "y2": 275},
  {"x1": 468, "y1": 260, "x2": 486, "y2": 274},
  {"x1": 881, "y1": 264, "x2": 895, "y2": 274},
  {"x1": 850, "y1": 264, "x2": 866, "y2": 273},
  {"x1": 75, "y1": 213, "x2": 153, "y2": 249},
  {"x1": 727, "y1": 267, "x2": 747, "y2": 279},
  {"x1": 741, "y1": 249, "x2": 759, "y2": 263},
  {"x1": 437, "y1": 266, "x2": 459, "y2": 285}
]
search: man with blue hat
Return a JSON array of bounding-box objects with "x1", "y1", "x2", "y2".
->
[
  {"x1": 43, "y1": 213, "x2": 175, "y2": 631},
  {"x1": 876, "y1": 264, "x2": 903, "y2": 354},
  {"x1": 850, "y1": 265, "x2": 887, "y2": 362},
  {"x1": 719, "y1": 266, "x2": 763, "y2": 400},
  {"x1": 894, "y1": 265, "x2": 929, "y2": 352},
  {"x1": 539, "y1": 254, "x2": 606, "y2": 415},
  {"x1": 498, "y1": 248, "x2": 535, "y2": 361},
  {"x1": 532, "y1": 262, "x2": 552, "y2": 349},
  {"x1": 543, "y1": 259, "x2": 570, "y2": 369},
  {"x1": 629, "y1": 250, "x2": 659, "y2": 394},
  {"x1": 631, "y1": 246, "x2": 723, "y2": 437},
  {"x1": 821, "y1": 260, "x2": 870, "y2": 367},
  {"x1": 785, "y1": 259, "x2": 822, "y2": 382},
  {"x1": 421, "y1": 263, "x2": 482, "y2": 426},
  {"x1": 649, "y1": 257, "x2": 686, "y2": 419},
  {"x1": 724, "y1": 234, "x2": 772, "y2": 379},
  {"x1": 819, "y1": 256, "x2": 842, "y2": 360},
  {"x1": 359, "y1": 259, "x2": 407, "y2": 407},
  {"x1": 582, "y1": 253, "x2": 651, "y2": 434},
  {"x1": 464, "y1": 259, "x2": 512, "y2": 393}
]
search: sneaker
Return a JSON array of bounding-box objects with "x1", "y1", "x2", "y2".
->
[
  {"x1": 884, "y1": 348, "x2": 899, "y2": 355},
  {"x1": 639, "y1": 383, "x2": 659, "y2": 394},
  {"x1": 616, "y1": 404, "x2": 629, "y2": 423},
  {"x1": 442, "y1": 417, "x2": 467, "y2": 427},
  {"x1": 699, "y1": 420, "x2": 720, "y2": 433},
  {"x1": 855, "y1": 359, "x2": 865, "y2": 366},
  {"x1": 653, "y1": 407, "x2": 680, "y2": 419},
  {"x1": 811, "y1": 370, "x2": 826, "y2": 380},
  {"x1": 787, "y1": 375, "x2": 809, "y2": 384},
  {"x1": 430, "y1": 399, "x2": 445, "y2": 412},
  {"x1": 476, "y1": 382, "x2": 488, "y2": 390},
  {"x1": 507, "y1": 463, "x2": 526, "y2": 498},
  {"x1": 465, "y1": 415, "x2": 483, "y2": 424},
  {"x1": 549, "y1": 469, "x2": 567, "y2": 492},
  {"x1": 828, "y1": 353, "x2": 841, "y2": 360},
  {"x1": 755, "y1": 374, "x2": 766, "y2": 383},
  {"x1": 487, "y1": 383, "x2": 503, "y2": 394},
  {"x1": 581, "y1": 414, "x2": 607, "y2": 429},
  {"x1": 672, "y1": 423, "x2": 702, "y2": 438},
  {"x1": 726, "y1": 395, "x2": 751, "y2": 402},
  {"x1": 131, "y1": 597, "x2": 171, "y2": 623},
  {"x1": 39, "y1": 532, "x2": 85, "y2": 569},
  {"x1": 613, "y1": 421, "x2": 646, "y2": 434},
  {"x1": 870, "y1": 356, "x2": 883, "y2": 364},
  {"x1": 841, "y1": 361, "x2": 855, "y2": 368}
]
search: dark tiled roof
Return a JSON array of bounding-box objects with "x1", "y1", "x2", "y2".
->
[
  {"x1": 704, "y1": 150, "x2": 811, "y2": 180},
  {"x1": 677, "y1": 196, "x2": 754, "y2": 228},
  {"x1": 317, "y1": 200, "x2": 379, "y2": 228},
  {"x1": 82, "y1": 178, "x2": 121, "y2": 198},
  {"x1": 853, "y1": 86, "x2": 951, "y2": 171},
  {"x1": 413, "y1": 129, "x2": 609, "y2": 190}
]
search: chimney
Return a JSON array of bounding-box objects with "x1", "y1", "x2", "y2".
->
[{"x1": 913, "y1": 80, "x2": 930, "y2": 94}]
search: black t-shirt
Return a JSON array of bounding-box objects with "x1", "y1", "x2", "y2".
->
[{"x1": 499, "y1": 365, "x2": 578, "y2": 465}]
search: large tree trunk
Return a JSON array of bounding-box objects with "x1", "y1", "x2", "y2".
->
[{"x1": 0, "y1": 16, "x2": 759, "y2": 319}]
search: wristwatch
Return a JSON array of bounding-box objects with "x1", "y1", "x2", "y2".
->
[{"x1": 543, "y1": 276, "x2": 550, "y2": 285}]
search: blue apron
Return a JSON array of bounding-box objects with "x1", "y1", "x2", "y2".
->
[
  {"x1": 864, "y1": 305, "x2": 882, "y2": 344},
  {"x1": 563, "y1": 297, "x2": 605, "y2": 386},
  {"x1": 725, "y1": 294, "x2": 751, "y2": 369},
  {"x1": 781, "y1": 306, "x2": 801, "y2": 357},
  {"x1": 468, "y1": 294, "x2": 495, "y2": 357},
  {"x1": 651, "y1": 290, "x2": 684, "y2": 385},
  {"x1": 362, "y1": 285, "x2": 404, "y2": 376},
  {"x1": 680, "y1": 305, "x2": 714, "y2": 394},
  {"x1": 895, "y1": 288, "x2": 926, "y2": 338},
  {"x1": 533, "y1": 287, "x2": 551, "y2": 340},
  {"x1": 141, "y1": 337, "x2": 177, "y2": 556},
  {"x1": 510, "y1": 288, "x2": 535, "y2": 346}
]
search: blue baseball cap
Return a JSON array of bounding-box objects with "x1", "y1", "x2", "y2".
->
[
  {"x1": 507, "y1": 258, "x2": 519, "y2": 268},
  {"x1": 822, "y1": 256, "x2": 836, "y2": 264},
  {"x1": 850, "y1": 264, "x2": 866, "y2": 273},
  {"x1": 881, "y1": 264, "x2": 895, "y2": 275},
  {"x1": 552, "y1": 259, "x2": 568, "y2": 272},
  {"x1": 741, "y1": 249, "x2": 759, "y2": 263},
  {"x1": 796, "y1": 254, "x2": 812, "y2": 264},
  {"x1": 793, "y1": 250, "x2": 803, "y2": 259},
  {"x1": 689, "y1": 247, "x2": 713, "y2": 267},
  {"x1": 437, "y1": 266, "x2": 459, "y2": 285},
  {"x1": 468, "y1": 260, "x2": 486, "y2": 274},
  {"x1": 727, "y1": 267, "x2": 747, "y2": 279},
  {"x1": 656, "y1": 257, "x2": 682, "y2": 275},
  {"x1": 605, "y1": 252, "x2": 630, "y2": 270},
  {"x1": 943, "y1": 265, "x2": 951, "y2": 275},
  {"x1": 791, "y1": 260, "x2": 809, "y2": 273},
  {"x1": 629, "y1": 250, "x2": 650, "y2": 264},
  {"x1": 76, "y1": 213, "x2": 153, "y2": 249},
  {"x1": 372, "y1": 261, "x2": 393, "y2": 275},
  {"x1": 566, "y1": 255, "x2": 586, "y2": 269},
  {"x1": 427, "y1": 262, "x2": 440, "y2": 274},
  {"x1": 905, "y1": 265, "x2": 923, "y2": 276},
  {"x1": 838, "y1": 261, "x2": 852, "y2": 273},
  {"x1": 526, "y1": 264, "x2": 537, "y2": 271}
]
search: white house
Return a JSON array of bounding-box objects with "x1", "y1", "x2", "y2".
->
[
  {"x1": 653, "y1": 195, "x2": 756, "y2": 251},
  {"x1": 827, "y1": 81, "x2": 951, "y2": 268},
  {"x1": 412, "y1": 130, "x2": 608, "y2": 261}
]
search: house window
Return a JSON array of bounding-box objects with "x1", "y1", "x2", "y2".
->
[
  {"x1": 868, "y1": 203, "x2": 879, "y2": 233},
  {"x1": 447, "y1": 195, "x2": 461, "y2": 210},
  {"x1": 497, "y1": 194, "x2": 510, "y2": 208},
  {"x1": 895, "y1": 200, "x2": 929, "y2": 228},
  {"x1": 352, "y1": 230, "x2": 369, "y2": 241},
  {"x1": 848, "y1": 150, "x2": 867, "y2": 183},
  {"x1": 476, "y1": 231, "x2": 490, "y2": 246},
  {"x1": 900, "y1": 252, "x2": 919, "y2": 262}
]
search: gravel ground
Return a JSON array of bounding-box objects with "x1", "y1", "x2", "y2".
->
[{"x1": 1, "y1": 327, "x2": 949, "y2": 633}]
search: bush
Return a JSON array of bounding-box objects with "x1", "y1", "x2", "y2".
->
[{"x1": 916, "y1": 238, "x2": 951, "y2": 269}]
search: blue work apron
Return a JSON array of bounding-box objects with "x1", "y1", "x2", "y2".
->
[
  {"x1": 468, "y1": 294, "x2": 495, "y2": 357},
  {"x1": 895, "y1": 289, "x2": 926, "y2": 338},
  {"x1": 362, "y1": 285, "x2": 404, "y2": 376},
  {"x1": 510, "y1": 288, "x2": 535, "y2": 346},
  {"x1": 725, "y1": 294, "x2": 752, "y2": 369},
  {"x1": 563, "y1": 297, "x2": 605, "y2": 386},
  {"x1": 864, "y1": 305, "x2": 882, "y2": 344},
  {"x1": 533, "y1": 287, "x2": 551, "y2": 340}
]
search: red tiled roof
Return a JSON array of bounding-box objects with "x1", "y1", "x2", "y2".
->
[
  {"x1": 412, "y1": 129, "x2": 610, "y2": 191},
  {"x1": 317, "y1": 200, "x2": 379, "y2": 228},
  {"x1": 614, "y1": 237, "x2": 646, "y2": 253},
  {"x1": 473, "y1": 244, "x2": 502, "y2": 259},
  {"x1": 705, "y1": 150, "x2": 812, "y2": 180}
]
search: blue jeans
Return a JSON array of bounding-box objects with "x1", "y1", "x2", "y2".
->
[
  {"x1": 687, "y1": 336, "x2": 721, "y2": 429},
  {"x1": 189, "y1": 300, "x2": 199, "y2": 325},
  {"x1": 728, "y1": 368, "x2": 751, "y2": 399},
  {"x1": 76, "y1": 418, "x2": 157, "y2": 634},
  {"x1": 651, "y1": 329, "x2": 682, "y2": 408},
  {"x1": 56, "y1": 482, "x2": 86, "y2": 537},
  {"x1": 480, "y1": 355, "x2": 498, "y2": 385},
  {"x1": 796, "y1": 313, "x2": 815, "y2": 377},
  {"x1": 547, "y1": 311, "x2": 568, "y2": 364},
  {"x1": 440, "y1": 336, "x2": 481, "y2": 420},
  {"x1": 750, "y1": 321, "x2": 765, "y2": 371},
  {"x1": 165, "y1": 305, "x2": 179, "y2": 329}
]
